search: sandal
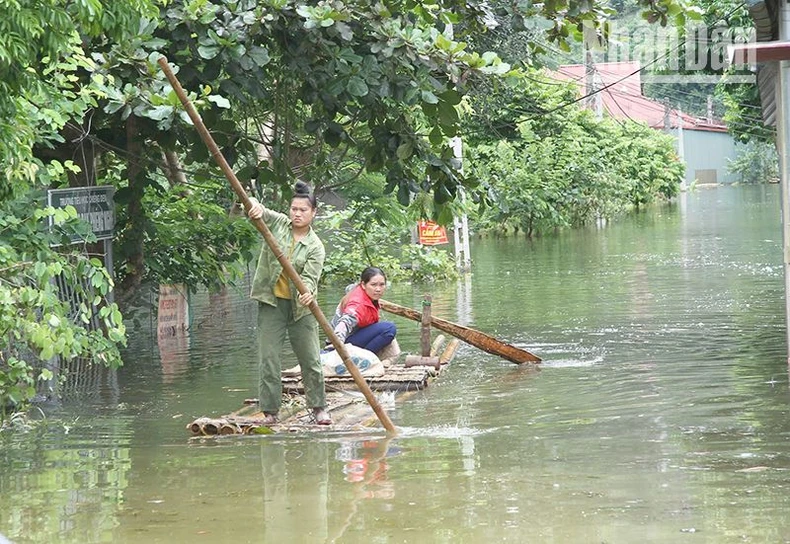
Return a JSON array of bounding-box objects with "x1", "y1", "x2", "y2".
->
[
  {"x1": 261, "y1": 412, "x2": 278, "y2": 426},
  {"x1": 312, "y1": 408, "x2": 332, "y2": 426}
]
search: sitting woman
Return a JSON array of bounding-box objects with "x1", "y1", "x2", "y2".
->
[{"x1": 328, "y1": 267, "x2": 396, "y2": 355}]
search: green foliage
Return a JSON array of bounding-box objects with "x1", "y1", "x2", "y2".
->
[
  {"x1": 148, "y1": 0, "x2": 511, "y2": 210},
  {"x1": 400, "y1": 244, "x2": 460, "y2": 283},
  {"x1": 466, "y1": 69, "x2": 683, "y2": 236},
  {"x1": 319, "y1": 201, "x2": 458, "y2": 285},
  {"x1": 1, "y1": 46, "x2": 102, "y2": 201},
  {"x1": 716, "y1": 82, "x2": 775, "y2": 144},
  {"x1": 0, "y1": 192, "x2": 126, "y2": 416},
  {"x1": 31, "y1": 0, "x2": 513, "y2": 299},
  {"x1": 488, "y1": 0, "x2": 699, "y2": 50},
  {"x1": 0, "y1": 0, "x2": 155, "y2": 418},
  {"x1": 0, "y1": 1, "x2": 157, "y2": 191},
  {"x1": 727, "y1": 141, "x2": 779, "y2": 184},
  {"x1": 141, "y1": 186, "x2": 260, "y2": 292}
]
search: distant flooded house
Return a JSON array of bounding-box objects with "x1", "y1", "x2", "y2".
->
[{"x1": 555, "y1": 61, "x2": 739, "y2": 185}]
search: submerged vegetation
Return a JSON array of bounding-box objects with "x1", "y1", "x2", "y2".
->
[{"x1": 464, "y1": 69, "x2": 683, "y2": 237}]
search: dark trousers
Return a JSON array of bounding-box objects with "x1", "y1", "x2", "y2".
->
[
  {"x1": 257, "y1": 299, "x2": 325, "y2": 413},
  {"x1": 346, "y1": 321, "x2": 396, "y2": 355}
]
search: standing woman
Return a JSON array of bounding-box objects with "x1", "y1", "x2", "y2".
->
[
  {"x1": 248, "y1": 181, "x2": 331, "y2": 426},
  {"x1": 329, "y1": 267, "x2": 397, "y2": 355}
]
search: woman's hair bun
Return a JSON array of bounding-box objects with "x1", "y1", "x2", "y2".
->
[
  {"x1": 292, "y1": 180, "x2": 318, "y2": 208},
  {"x1": 293, "y1": 180, "x2": 311, "y2": 195}
]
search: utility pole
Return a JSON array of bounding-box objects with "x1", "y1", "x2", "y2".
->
[
  {"x1": 585, "y1": 47, "x2": 597, "y2": 111},
  {"x1": 779, "y1": 2, "x2": 790, "y2": 365},
  {"x1": 676, "y1": 108, "x2": 685, "y2": 162},
  {"x1": 677, "y1": 108, "x2": 687, "y2": 191},
  {"x1": 593, "y1": 70, "x2": 603, "y2": 119},
  {"x1": 451, "y1": 137, "x2": 471, "y2": 272}
]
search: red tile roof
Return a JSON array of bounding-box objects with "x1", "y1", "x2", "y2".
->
[{"x1": 555, "y1": 62, "x2": 728, "y2": 132}]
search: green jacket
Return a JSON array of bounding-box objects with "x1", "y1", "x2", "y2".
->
[{"x1": 250, "y1": 206, "x2": 325, "y2": 321}]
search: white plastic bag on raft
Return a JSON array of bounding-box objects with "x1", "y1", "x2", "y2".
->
[
  {"x1": 281, "y1": 344, "x2": 387, "y2": 378},
  {"x1": 321, "y1": 345, "x2": 385, "y2": 377}
]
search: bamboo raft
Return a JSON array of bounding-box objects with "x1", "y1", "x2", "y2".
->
[
  {"x1": 186, "y1": 335, "x2": 460, "y2": 437},
  {"x1": 185, "y1": 293, "x2": 541, "y2": 437}
]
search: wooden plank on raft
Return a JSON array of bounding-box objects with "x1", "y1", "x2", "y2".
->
[{"x1": 283, "y1": 366, "x2": 433, "y2": 393}]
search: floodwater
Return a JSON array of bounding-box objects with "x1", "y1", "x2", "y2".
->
[{"x1": 2, "y1": 185, "x2": 790, "y2": 543}]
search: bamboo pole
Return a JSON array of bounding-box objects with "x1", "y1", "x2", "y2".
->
[
  {"x1": 379, "y1": 299, "x2": 541, "y2": 364},
  {"x1": 157, "y1": 57, "x2": 396, "y2": 435}
]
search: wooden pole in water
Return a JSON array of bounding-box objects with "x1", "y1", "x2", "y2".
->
[
  {"x1": 404, "y1": 294, "x2": 441, "y2": 369},
  {"x1": 380, "y1": 299, "x2": 541, "y2": 364},
  {"x1": 420, "y1": 294, "x2": 432, "y2": 356},
  {"x1": 157, "y1": 57, "x2": 396, "y2": 435}
]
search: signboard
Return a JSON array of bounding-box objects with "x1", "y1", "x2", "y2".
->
[
  {"x1": 48, "y1": 186, "x2": 115, "y2": 242},
  {"x1": 417, "y1": 220, "x2": 449, "y2": 246},
  {"x1": 157, "y1": 284, "x2": 191, "y2": 382},
  {"x1": 157, "y1": 284, "x2": 190, "y2": 338}
]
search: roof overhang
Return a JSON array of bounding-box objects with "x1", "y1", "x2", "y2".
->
[{"x1": 729, "y1": 41, "x2": 790, "y2": 65}]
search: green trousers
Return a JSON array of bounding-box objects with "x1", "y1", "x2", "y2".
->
[{"x1": 257, "y1": 299, "x2": 326, "y2": 413}]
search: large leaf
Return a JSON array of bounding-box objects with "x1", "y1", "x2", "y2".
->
[{"x1": 346, "y1": 76, "x2": 369, "y2": 97}]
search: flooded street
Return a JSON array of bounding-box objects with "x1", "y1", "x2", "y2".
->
[{"x1": 2, "y1": 185, "x2": 790, "y2": 543}]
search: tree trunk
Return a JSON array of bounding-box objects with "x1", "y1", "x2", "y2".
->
[
  {"x1": 163, "y1": 150, "x2": 188, "y2": 186},
  {"x1": 116, "y1": 115, "x2": 146, "y2": 303}
]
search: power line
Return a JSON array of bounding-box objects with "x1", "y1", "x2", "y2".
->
[{"x1": 506, "y1": 2, "x2": 750, "y2": 119}]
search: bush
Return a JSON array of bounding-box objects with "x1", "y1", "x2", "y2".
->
[
  {"x1": 318, "y1": 204, "x2": 459, "y2": 285},
  {"x1": 727, "y1": 141, "x2": 779, "y2": 184}
]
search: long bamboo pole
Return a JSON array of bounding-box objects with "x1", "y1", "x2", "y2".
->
[
  {"x1": 157, "y1": 57, "x2": 396, "y2": 434},
  {"x1": 379, "y1": 299, "x2": 541, "y2": 364}
]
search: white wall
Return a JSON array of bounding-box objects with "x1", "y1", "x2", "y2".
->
[{"x1": 663, "y1": 129, "x2": 740, "y2": 184}]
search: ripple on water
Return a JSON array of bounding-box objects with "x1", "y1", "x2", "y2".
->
[
  {"x1": 540, "y1": 355, "x2": 604, "y2": 368},
  {"x1": 395, "y1": 424, "x2": 497, "y2": 439}
]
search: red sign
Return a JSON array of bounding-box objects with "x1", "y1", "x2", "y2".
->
[{"x1": 417, "y1": 220, "x2": 449, "y2": 246}]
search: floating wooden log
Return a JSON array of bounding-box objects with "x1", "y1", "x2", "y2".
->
[
  {"x1": 380, "y1": 299, "x2": 541, "y2": 364},
  {"x1": 404, "y1": 355, "x2": 441, "y2": 370},
  {"x1": 431, "y1": 334, "x2": 446, "y2": 356},
  {"x1": 219, "y1": 422, "x2": 240, "y2": 435},
  {"x1": 189, "y1": 417, "x2": 211, "y2": 435},
  {"x1": 203, "y1": 419, "x2": 225, "y2": 435}
]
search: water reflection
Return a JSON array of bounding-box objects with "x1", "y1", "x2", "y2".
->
[
  {"x1": 261, "y1": 440, "x2": 331, "y2": 542},
  {"x1": 0, "y1": 420, "x2": 132, "y2": 544},
  {"x1": 157, "y1": 333, "x2": 190, "y2": 384}
]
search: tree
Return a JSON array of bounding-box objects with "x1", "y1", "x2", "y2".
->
[
  {"x1": 59, "y1": 0, "x2": 513, "y2": 298},
  {"x1": 1, "y1": 0, "x2": 155, "y2": 417},
  {"x1": 464, "y1": 69, "x2": 684, "y2": 236},
  {"x1": 0, "y1": 0, "x2": 157, "y2": 199}
]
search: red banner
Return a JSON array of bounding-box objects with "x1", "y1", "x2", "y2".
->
[{"x1": 417, "y1": 220, "x2": 449, "y2": 246}]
